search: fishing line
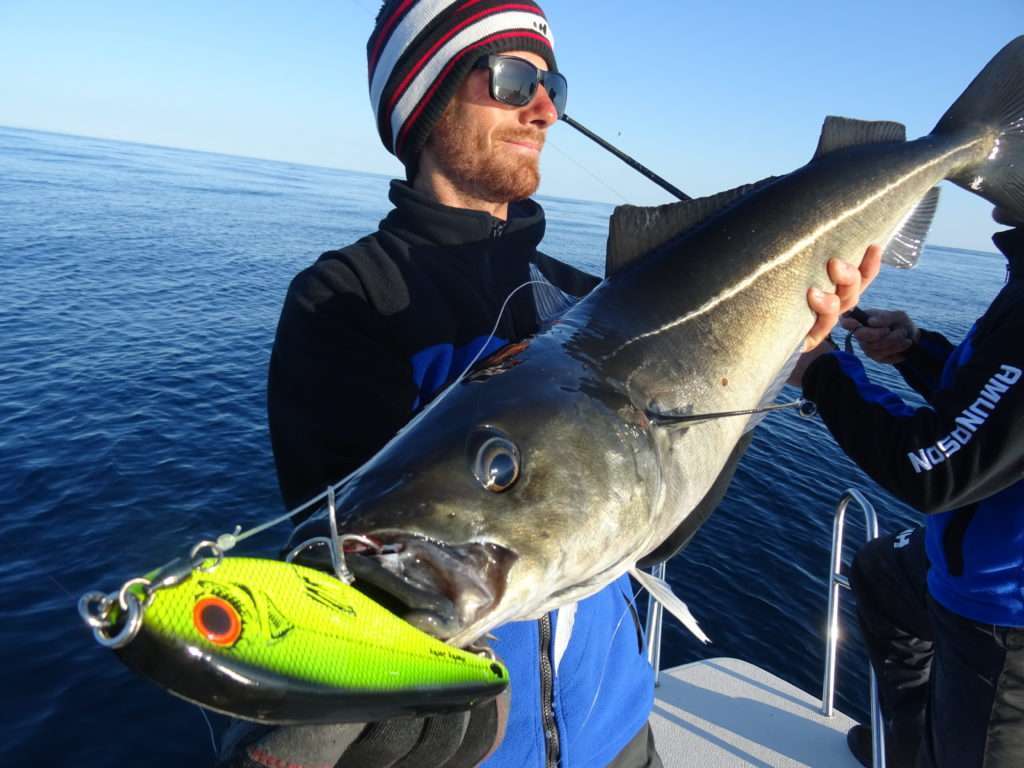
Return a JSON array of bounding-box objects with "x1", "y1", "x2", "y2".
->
[
  {"x1": 559, "y1": 114, "x2": 690, "y2": 202},
  {"x1": 576, "y1": 581, "x2": 645, "y2": 736},
  {"x1": 216, "y1": 502, "x2": 319, "y2": 551},
  {"x1": 212, "y1": 279, "x2": 547, "y2": 556},
  {"x1": 389, "y1": 278, "x2": 551, "y2": 429},
  {"x1": 546, "y1": 139, "x2": 631, "y2": 204},
  {"x1": 196, "y1": 706, "x2": 218, "y2": 756},
  {"x1": 449, "y1": 280, "x2": 547, "y2": 388},
  {"x1": 46, "y1": 573, "x2": 76, "y2": 599}
]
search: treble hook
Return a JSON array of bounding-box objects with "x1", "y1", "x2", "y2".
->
[{"x1": 284, "y1": 485, "x2": 378, "y2": 584}]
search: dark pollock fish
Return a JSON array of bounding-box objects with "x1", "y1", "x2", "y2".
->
[{"x1": 291, "y1": 37, "x2": 1024, "y2": 647}]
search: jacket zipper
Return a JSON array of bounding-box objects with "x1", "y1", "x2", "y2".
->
[{"x1": 539, "y1": 614, "x2": 560, "y2": 768}]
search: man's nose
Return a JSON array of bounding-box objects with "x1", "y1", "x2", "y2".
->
[{"x1": 523, "y1": 84, "x2": 558, "y2": 128}]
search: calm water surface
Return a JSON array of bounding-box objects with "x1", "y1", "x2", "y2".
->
[{"x1": 0, "y1": 126, "x2": 1008, "y2": 766}]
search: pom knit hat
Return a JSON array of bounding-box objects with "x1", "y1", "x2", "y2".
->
[{"x1": 367, "y1": 0, "x2": 557, "y2": 169}]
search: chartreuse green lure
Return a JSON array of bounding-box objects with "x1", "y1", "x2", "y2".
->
[{"x1": 103, "y1": 557, "x2": 507, "y2": 724}]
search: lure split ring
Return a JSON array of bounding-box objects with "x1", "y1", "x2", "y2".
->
[{"x1": 79, "y1": 589, "x2": 144, "y2": 649}]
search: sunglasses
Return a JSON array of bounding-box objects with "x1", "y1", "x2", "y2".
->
[{"x1": 472, "y1": 55, "x2": 568, "y2": 118}]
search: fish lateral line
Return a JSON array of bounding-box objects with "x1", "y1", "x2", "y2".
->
[{"x1": 601, "y1": 134, "x2": 988, "y2": 365}]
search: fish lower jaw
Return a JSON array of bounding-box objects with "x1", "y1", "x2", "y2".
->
[
  {"x1": 345, "y1": 534, "x2": 518, "y2": 643},
  {"x1": 441, "y1": 581, "x2": 572, "y2": 647},
  {"x1": 446, "y1": 568, "x2": 635, "y2": 648},
  {"x1": 443, "y1": 584, "x2": 565, "y2": 648},
  {"x1": 445, "y1": 606, "x2": 519, "y2": 649}
]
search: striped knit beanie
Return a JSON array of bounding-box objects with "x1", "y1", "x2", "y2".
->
[{"x1": 368, "y1": 0, "x2": 557, "y2": 169}]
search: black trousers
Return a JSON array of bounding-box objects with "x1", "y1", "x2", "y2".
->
[
  {"x1": 607, "y1": 722, "x2": 663, "y2": 768},
  {"x1": 849, "y1": 527, "x2": 1024, "y2": 768}
]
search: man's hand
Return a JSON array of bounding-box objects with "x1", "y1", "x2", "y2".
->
[
  {"x1": 218, "y1": 687, "x2": 509, "y2": 768},
  {"x1": 803, "y1": 245, "x2": 883, "y2": 351},
  {"x1": 787, "y1": 336, "x2": 835, "y2": 387},
  {"x1": 839, "y1": 309, "x2": 919, "y2": 365}
]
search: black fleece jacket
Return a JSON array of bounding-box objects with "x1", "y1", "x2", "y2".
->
[{"x1": 267, "y1": 181, "x2": 596, "y2": 514}]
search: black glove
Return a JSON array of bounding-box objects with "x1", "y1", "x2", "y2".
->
[{"x1": 216, "y1": 688, "x2": 509, "y2": 768}]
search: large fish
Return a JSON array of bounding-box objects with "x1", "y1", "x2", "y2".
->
[{"x1": 289, "y1": 38, "x2": 1024, "y2": 647}]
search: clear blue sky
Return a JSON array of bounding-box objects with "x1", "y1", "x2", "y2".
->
[{"x1": 2, "y1": 0, "x2": 1020, "y2": 251}]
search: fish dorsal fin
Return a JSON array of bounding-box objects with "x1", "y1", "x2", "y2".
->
[
  {"x1": 529, "y1": 263, "x2": 579, "y2": 326},
  {"x1": 882, "y1": 186, "x2": 940, "y2": 269},
  {"x1": 813, "y1": 117, "x2": 907, "y2": 158},
  {"x1": 605, "y1": 177, "x2": 779, "y2": 277}
]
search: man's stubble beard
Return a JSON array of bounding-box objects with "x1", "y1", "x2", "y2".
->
[{"x1": 428, "y1": 100, "x2": 543, "y2": 204}]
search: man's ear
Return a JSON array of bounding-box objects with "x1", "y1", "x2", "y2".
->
[{"x1": 408, "y1": 140, "x2": 437, "y2": 186}]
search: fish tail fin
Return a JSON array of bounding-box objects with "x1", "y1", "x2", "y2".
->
[{"x1": 932, "y1": 36, "x2": 1024, "y2": 220}]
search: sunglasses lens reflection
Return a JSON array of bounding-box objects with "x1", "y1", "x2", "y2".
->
[
  {"x1": 545, "y1": 73, "x2": 567, "y2": 117},
  {"x1": 492, "y1": 59, "x2": 536, "y2": 107},
  {"x1": 488, "y1": 58, "x2": 567, "y2": 116}
]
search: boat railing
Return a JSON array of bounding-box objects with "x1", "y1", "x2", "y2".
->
[
  {"x1": 643, "y1": 487, "x2": 886, "y2": 767},
  {"x1": 821, "y1": 488, "x2": 885, "y2": 767},
  {"x1": 644, "y1": 560, "x2": 667, "y2": 684}
]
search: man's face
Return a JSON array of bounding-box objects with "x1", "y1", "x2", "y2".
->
[{"x1": 425, "y1": 51, "x2": 559, "y2": 204}]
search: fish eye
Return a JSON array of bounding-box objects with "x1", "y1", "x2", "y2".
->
[
  {"x1": 473, "y1": 435, "x2": 520, "y2": 493},
  {"x1": 193, "y1": 596, "x2": 242, "y2": 647}
]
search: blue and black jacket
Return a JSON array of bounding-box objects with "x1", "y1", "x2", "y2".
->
[
  {"x1": 804, "y1": 228, "x2": 1024, "y2": 627},
  {"x1": 267, "y1": 181, "x2": 654, "y2": 767}
]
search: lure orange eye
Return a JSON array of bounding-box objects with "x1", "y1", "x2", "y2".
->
[{"x1": 193, "y1": 596, "x2": 241, "y2": 646}]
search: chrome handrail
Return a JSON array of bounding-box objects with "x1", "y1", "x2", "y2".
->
[
  {"x1": 645, "y1": 561, "x2": 666, "y2": 686},
  {"x1": 821, "y1": 488, "x2": 886, "y2": 768},
  {"x1": 642, "y1": 488, "x2": 887, "y2": 766}
]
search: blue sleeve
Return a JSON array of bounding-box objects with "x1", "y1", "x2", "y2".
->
[
  {"x1": 894, "y1": 329, "x2": 956, "y2": 403},
  {"x1": 803, "y1": 298, "x2": 1024, "y2": 515}
]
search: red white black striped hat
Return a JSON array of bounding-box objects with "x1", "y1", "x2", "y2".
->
[{"x1": 367, "y1": 0, "x2": 557, "y2": 168}]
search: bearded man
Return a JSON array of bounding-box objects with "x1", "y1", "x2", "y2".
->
[{"x1": 221, "y1": 2, "x2": 875, "y2": 766}]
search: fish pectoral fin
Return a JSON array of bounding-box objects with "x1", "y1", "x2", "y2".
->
[
  {"x1": 881, "y1": 186, "x2": 941, "y2": 269},
  {"x1": 628, "y1": 566, "x2": 711, "y2": 645},
  {"x1": 605, "y1": 176, "x2": 779, "y2": 277},
  {"x1": 529, "y1": 262, "x2": 580, "y2": 327},
  {"x1": 813, "y1": 116, "x2": 906, "y2": 158}
]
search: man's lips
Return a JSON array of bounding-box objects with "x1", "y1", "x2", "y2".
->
[{"x1": 500, "y1": 136, "x2": 544, "y2": 153}]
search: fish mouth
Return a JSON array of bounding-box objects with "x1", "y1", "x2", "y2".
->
[{"x1": 295, "y1": 533, "x2": 518, "y2": 644}]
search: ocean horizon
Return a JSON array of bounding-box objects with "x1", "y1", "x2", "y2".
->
[{"x1": 2, "y1": 123, "x2": 1005, "y2": 258}]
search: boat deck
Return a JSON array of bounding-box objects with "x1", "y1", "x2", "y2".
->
[{"x1": 649, "y1": 657, "x2": 860, "y2": 767}]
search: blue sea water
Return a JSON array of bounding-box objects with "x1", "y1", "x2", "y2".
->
[{"x1": 0, "y1": 125, "x2": 1008, "y2": 766}]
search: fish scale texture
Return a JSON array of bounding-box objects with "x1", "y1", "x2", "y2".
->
[{"x1": 138, "y1": 557, "x2": 505, "y2": 691}]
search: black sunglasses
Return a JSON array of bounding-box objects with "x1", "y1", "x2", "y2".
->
[{"x1": 472, "y1": 55, "x2": 567, "y2": 118}]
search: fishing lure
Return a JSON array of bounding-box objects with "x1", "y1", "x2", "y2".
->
[{"x1": 79, "y1": 539, "x2": 507, "y2": 724}]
